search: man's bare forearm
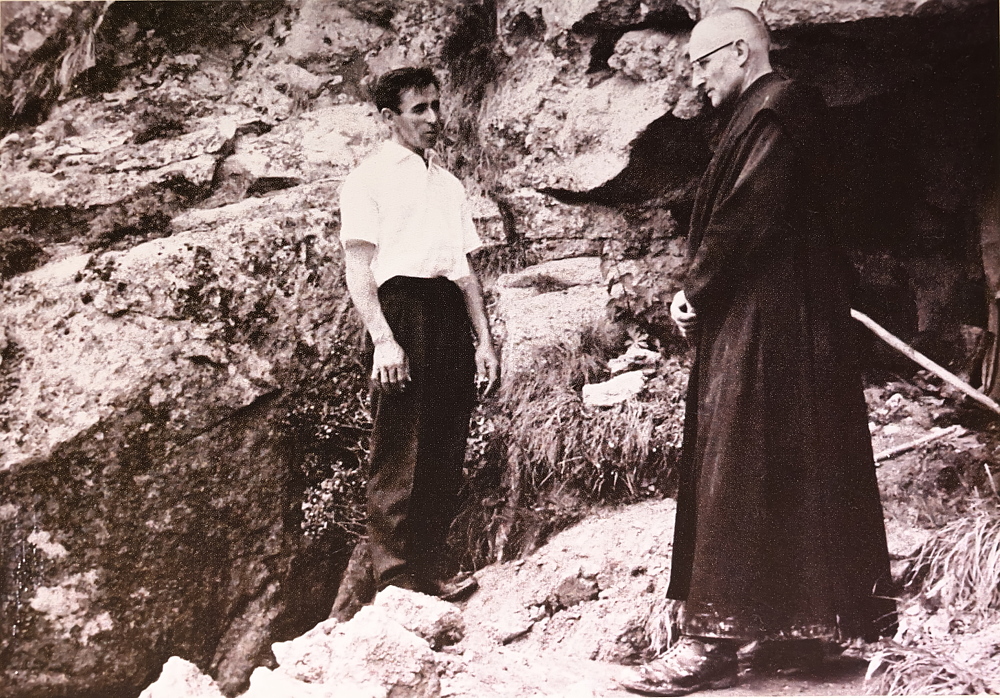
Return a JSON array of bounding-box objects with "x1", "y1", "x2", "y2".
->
[
  {"x1": 343, "y1": 241, "x2": 394, "y2": 344},
  {"x1": 455, "y1": 271, "x2": 500, "y2": 394},
  {"x1": 343, "y1": 241, "x2": 410, "y2": 388},
  {"x1": 454, "y1": 273, "x2": 493, "y2": 346}
]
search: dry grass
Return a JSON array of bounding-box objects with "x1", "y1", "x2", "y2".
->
[
  {"x1": 645, "y1": 597, "x2": 683, "y2": 656},
  {"x1": 911, "y1": 505, "x2": 1000, "y2": 624},
  {"x1": 868, "y1": 639, "x2": 997, "y2": 695},
  {"x1": 868, "y1": 503, "x2": 1000, "y2": 695},
  {"x1": 452, "y1": 321, "x2": 688, "y2": 569}
]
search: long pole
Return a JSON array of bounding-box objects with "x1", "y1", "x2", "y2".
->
[{"x1": 851, "y1": 309, "x2": 1000, "y2": 418}]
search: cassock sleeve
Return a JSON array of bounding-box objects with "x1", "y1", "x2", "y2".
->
[{"x1": 684, "y1": 111, "x2": 797, "y2": 312}]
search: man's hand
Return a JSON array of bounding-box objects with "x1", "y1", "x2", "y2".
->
[
  {"x1": 670, "y1": 290, "x2": 698, "y2": 338},
  {"x1": 454, "y1": 271, "x2": 500, "y2": 399},
  {"x1": 343, "y1": 240, "x2": 411, "y2": 392},
  {"x1": 475, "y1": 341, "x2": 500, "y2": 397},
  {"x1": 372, "y1": 337, "x2": 410, "y2": 392}
]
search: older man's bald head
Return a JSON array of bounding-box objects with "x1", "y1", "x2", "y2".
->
[
  {"x1": 688, "y1": 8, "x2": 770, "y2": 63},
  {"x1": 687, "y1": 8, "x2": 773, "y2": 107}
]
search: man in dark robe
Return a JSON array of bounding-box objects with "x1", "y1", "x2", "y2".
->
[{"x1": 622, "y1": 9, "x2": 897, "y2": 696}]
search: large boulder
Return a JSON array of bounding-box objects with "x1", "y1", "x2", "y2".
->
[
  {"x1": 139, "y1": 657, "x2": 226, "y2": 698},
  {"x1": 271, "y1": 608, "x2": 441, "y2": 698},
  {"x1": 0, "y1": 182, "x2": 357, "y2": 697}
]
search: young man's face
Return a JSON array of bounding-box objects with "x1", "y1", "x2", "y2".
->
[{"x1": 384, "y1": 84, "x2": 441, "y2": 155}]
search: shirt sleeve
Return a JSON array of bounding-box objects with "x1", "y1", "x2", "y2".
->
[
  {"x1": 461, "y1": 193, "x2": 484, "y2": 255},
  {"x1": 338, "y1": 170, "x2": 379, "y2": 246}
]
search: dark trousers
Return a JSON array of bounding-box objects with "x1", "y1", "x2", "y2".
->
[{"x1": 365, "y1": 276, "x2": 477, "y2": 588}]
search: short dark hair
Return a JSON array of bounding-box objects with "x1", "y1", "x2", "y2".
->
[{"x1": 370, "y1": 67, "x2": 440, "y2": 113}]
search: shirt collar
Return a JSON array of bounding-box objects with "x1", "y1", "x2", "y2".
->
[{"x1": 381, "y1": 139, "x2": 442, "y2": 168}]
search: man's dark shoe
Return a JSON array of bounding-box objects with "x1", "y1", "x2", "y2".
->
[
  {"x1": 619, "y1": 636, "x2": 739, "y2": 696},
  {"x1": 426, "y1": 573, "x2": 479, "y2": 602}
]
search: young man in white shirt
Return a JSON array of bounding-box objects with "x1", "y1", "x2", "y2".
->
[{"x1": 339, "y1": 67, "x2": 499, "y2": 600}]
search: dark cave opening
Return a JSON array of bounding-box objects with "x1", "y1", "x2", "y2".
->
[
  {"x1": 775, "y1": 6, "x2": 999, "y2": 374},
  {"x1": 567, "y1": 5, "x2": 999, "y2": 375}
]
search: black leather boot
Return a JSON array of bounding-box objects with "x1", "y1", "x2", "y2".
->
[{"x1": 620, "y1": 636, "x2": 739, "y2": 696}]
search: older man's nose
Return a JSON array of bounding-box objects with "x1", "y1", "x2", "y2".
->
[{"x1": 692, "y1": 72, "x2": 706, "y2": 89}]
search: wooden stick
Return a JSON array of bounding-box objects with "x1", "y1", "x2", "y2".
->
[
  {"x1": 873, "y1": 425, "x2": 966, "y2": 464},
  {"x1": 851, "y1": 309, "x2": 1000, "y2": 418}
]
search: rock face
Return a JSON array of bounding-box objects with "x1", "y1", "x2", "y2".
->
[
  {"x1": 485, "y1": 0, "x2": 995, "y2": 352},
  {"x1": 0, "y1": 0, "x2": 996, "y2": 696},
  {"x1": 0, "y1": 3, "x2": 386, "y2": 696},
  {"x1": 0, "y1": 179, "x2": 361, "y2": 696}
]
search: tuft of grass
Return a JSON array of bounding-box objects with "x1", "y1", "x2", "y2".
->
[
  {"x1": 911, "y1": 505, "x2": 1000, "y2": 623},
  {"x1": 869, "y1": 504, "x2": 1000, "y2": 695},
  {"x1": 867, "y1": 639, "x2": 997, "y2": 695},
  {"x1": 646, "y1": 597, "x2": 683, "y2": 657}
]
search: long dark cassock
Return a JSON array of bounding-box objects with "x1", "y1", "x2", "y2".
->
[{"x1": 667, "y1": 72, "x2": 898, "y2": 642}]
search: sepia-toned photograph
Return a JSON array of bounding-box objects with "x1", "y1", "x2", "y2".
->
[{"x1": 0, "y1": 1, "x2": 997, "y2": 696}]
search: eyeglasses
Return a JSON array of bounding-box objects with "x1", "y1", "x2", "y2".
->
[{"x1": 691, "y1": 41, "x2": 735, "y2": 70}]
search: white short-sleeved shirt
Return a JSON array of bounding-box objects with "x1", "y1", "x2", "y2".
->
[{"x1": 339, "y1": 140, "x2": 483, "y2": 287}]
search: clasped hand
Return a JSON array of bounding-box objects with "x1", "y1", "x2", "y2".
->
[
  {"x1": 372, "y1": 338, "x2": 410, "y2": 392},
  {"x1": 670, "y1": 290, "x2": 698, "y2": 338}
]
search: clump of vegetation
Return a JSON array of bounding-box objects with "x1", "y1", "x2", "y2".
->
[
  {"x1": 868, "y1": 639, "x2": 998, "y2": 696},
  {"x1": 453, "y1": 320, "x2": 688, "y2": 569},
  {"x1": 0, "y1": 234, "x2": 48, "y2": 279},
  {"x1": 913, "y1": 505, "x2": 1000, "y2": 621},
  {"x1": 281, "y1": 332, "x2": 371, "y2": 542},
  {"x1": 869, "y1": 504, "x2": 1000, "y2": 695}
]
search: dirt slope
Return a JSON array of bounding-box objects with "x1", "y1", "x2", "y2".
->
[{"x1": 443, "y1": 499, "x2": 874, "y2": 697}]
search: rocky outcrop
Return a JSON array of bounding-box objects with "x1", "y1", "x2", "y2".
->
[
  {"x1": 143, "y1": 587, "x2": 460, "y2": 698},
  {"x1": 140, "y1": 504, "x2": 680, "y2": 698},
  {"x1": 0, "y1": 1, "x2": 996, "y2": 695},
  {"x1": 494, "y1": 257, "x2": 609, "y2": 380},
  {"x1": 0, "y1": 180, "x2": 362, "y2": 696}
]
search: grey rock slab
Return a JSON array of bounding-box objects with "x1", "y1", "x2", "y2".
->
[
  {"x1": 373, "y1": 585, "x2": 466, "y2": 649},
  {"x1": 139, "y1": 657, "x2": 225, "y2": 698},
  {"x1": 0, "y1": 180, "x2": 353, "y2": 696}
]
